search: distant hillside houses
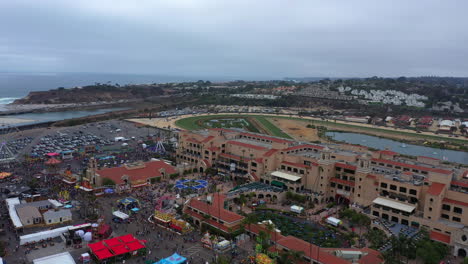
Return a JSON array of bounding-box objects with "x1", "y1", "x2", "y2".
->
[
  {"x1": 230, "y1": 94, "x2": 279, "y2": 100},
  {"x1": 338, "y1": 86, "x2": 427, "y2": 107}
]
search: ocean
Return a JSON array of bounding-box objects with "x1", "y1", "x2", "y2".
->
[{"x1": 0, "y1": 72, "x2": 212, "y2": 107}]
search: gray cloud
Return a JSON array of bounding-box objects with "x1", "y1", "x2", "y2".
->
[{"x1": 1, "y1": 0, "x2": 467, "y2": 78}]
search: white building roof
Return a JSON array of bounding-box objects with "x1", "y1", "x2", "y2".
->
[
  {"x1": 439, "y1": 120, "x2": 454, "y2": 127},
  {"x1": 48, "y1": 199, "x2": 63, "y2": 208},
  {"x1": 20, "y1": 226, "x2": 71, "y2": 245},
  {"x1": 271, "y1": 171, "x2": 302, "y2": 182},
  {"x1": 33, "y1": 252, "x2": 76, "y2": 264},
  {"x1": 373, "y1": 197, "x2": 416, "y2": 213},
  {"x1": 112, "y1": 210, "x2": 129, "y2": 220},
  {"x1": 6, "y1": 197, "x2": 22, "y2": 228}
]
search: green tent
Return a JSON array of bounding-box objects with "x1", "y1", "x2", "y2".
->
[{"x1": 271, "y1": 180, "x2": 285, "y2": 188}]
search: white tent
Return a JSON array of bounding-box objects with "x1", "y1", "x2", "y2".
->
[
  {"x1": 75, "y1": 230, "x2": 85, "y2": 237},
  {"x1": 6, "y1": 198, "x2": 22, "y2": 229},
  {"x1": 20, "y1": 226, "x2": 70, "y2": 245},
  {"x1": 48, "y1": 199, "x2": 63, "y2": 208},
  {"x1": 113, "y1": 210, "x2": 129, "y2": 220},
  {"x1": 83, "y1": 232, "x2": 93, "y2": 242},
  {"x1": 33, "y1": 252, "x2": 76, "y2": 264}
]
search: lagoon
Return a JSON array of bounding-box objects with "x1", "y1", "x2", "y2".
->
[{"x1": 326, "y1": 132, "x2": 468, "y2": 165}]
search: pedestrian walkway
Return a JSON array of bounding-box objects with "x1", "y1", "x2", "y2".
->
[{"x1": 185, "y1": 244, "x2": 205, "y2": 256}]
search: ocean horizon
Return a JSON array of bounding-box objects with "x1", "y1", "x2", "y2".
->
[{"x1": 0, "y1": 72, "x2": 287, "y2": 108}]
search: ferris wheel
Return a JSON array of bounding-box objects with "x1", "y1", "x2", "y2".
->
[{"x1": 0, "y1": 123, "x2": 19, "y2": 162}]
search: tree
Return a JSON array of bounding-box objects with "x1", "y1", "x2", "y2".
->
[
  {"x1": 102, "y1": 178, "x2": 116, "y2": 186},
  {"x1": 241, "y1": 214, "x2": 258, "y2": 237},
  {"x1": 265, "y1": 222, "x2": 277, "y2": 252},
  {"x1": 365, "y1": 229, "x2": 387, "y2": 249},
  {"x1": 277, "y1": 250, "x2": 305, "y2": 264}
]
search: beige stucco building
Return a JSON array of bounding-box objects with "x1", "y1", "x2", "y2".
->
[{"x1": 176, "y1": 128, "x2": 468, "y2": 257}]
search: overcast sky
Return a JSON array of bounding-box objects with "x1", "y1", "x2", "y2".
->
[{"x1": 1, "y1": 0, "x2": 467, "y2": 79}]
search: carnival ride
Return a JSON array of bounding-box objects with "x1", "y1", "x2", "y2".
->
[{"x1": 153, "y1": 195, "x2": 193, "y2": 234}]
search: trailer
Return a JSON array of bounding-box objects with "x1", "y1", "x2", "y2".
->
[{"x1": 326, "y1": 216, "x2": 342, "y2": 227}]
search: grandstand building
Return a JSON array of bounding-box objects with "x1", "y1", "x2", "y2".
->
[{"x1": 176, "y1": 128, "x2": 468, "y2": 257}]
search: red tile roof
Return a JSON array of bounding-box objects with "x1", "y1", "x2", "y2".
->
[
  {"x1": 184, "y1": 209, "x2": 240, "y2": 233},
  {"x1": 276, "y1": 236, "x2": 350, "y2": 264},
  {"x1": 335, "y1": 162, "x2": 357, "y2": 171},
  {"x1": 371, "y1": 158, "x2": 452, "y2": 175},
  {"x1": 201, "y1": 136, "x2": 215, "y2": 143},
  {"x1": 96, "y1": 161, "x2": 177, "y2": 185},
  {"x1": 227, "y1": 140, "x2": 268, "y2": 151},
  {"x1": 426, "y1": 182, "x2": 446, "y2": 196},
  {"x1": 442, "y1": 198, "x2": 468, "y2": 208},
  {"x1": 419, "y1": 156, "x2": 439, "y2": 161},
  {"x1": 430, "y1": 230, "x2": 451, "y2": 244},
  {"x1": 186, "y1": 137, "x2": 200, "y2": 143},
  {"x1": 250, "y1": 172, "x2": 259, "y2": 181},
  {"x1": 187, "y1": 193, "x2": 244, "y2": 223},
  {"x1": 247, "y1": 224, "x2": 382, "y2": 264},
  {"x1": 246, "y1": 223, "x2": 285, "y2": 242},
  {"x1": 451, "y1": 180, "x2": 468, "y2": 188},
  {"x1": 281, "y1": 161, "x2": 309, "y2": 169},
  {"x1": 379, "y1": 150, "x2": 398, "y2": 156},
  {"x1": 284, "y1": 144, "x2": 324, "y2": 152},
  {"x1": 202, "y1": 159, "x2": 211, "y2": 167},
  {"x1": 263, "y1": 149, "x2": 278, "y2": 157},
  {"x1": 240, "y1": 132, "x2": 292, "y2": 144},
  {"x1": 367, "y1": 174, "x2": 377, "y2": 180},
  {"x1": 330, "y1": 177, "x2": 356, "y2": 187},
  {"x1": 208, "y1": 146, "x2": 220, "y2": 151}
]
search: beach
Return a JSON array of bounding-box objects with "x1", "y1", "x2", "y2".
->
[{"x1": 0, "y1": 117, "x2": 35, "y2": 125}]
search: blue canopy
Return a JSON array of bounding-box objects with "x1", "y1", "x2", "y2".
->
[
  {"x1": 104, "y1": 188, "x2": 114, "y2": 194},
  {"x1": 131, "y1": 208, "x2": 140, "y2": 212},
  {"x1": 154, "y1": 253, "x2": 186, "y2": 264}
]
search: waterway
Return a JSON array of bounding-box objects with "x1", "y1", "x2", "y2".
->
[
  {"x1": 0, "y1": 107, "x2": 129, "y2": 127},
  {"x1": 326, "y1": 132, "x2": 468, "y2": 165}
]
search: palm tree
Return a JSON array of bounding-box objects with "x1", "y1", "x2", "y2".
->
[
  {"x1": 265, "y1": 222, "x2": 277, "y2": 251},
  {"x1": 241, "y1": 214, "x2": 258, "y2": 238}
]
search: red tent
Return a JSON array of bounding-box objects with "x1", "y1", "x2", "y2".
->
[
  {"x1": 111, "y1": 244, "x2": 130, "y2": 256},
  {"x1": 94, "y1": 248, "x2": 114, "y2": 260},
  {"x1": 88, "y1": 241, "x2": 107, "y2": 252},
  {"x1": 104, "y1": 237, "x2": 123, "y2": 247},
  {"x1": 125, "y1": 241, "x2": 145, "y2": 252},
  {"x1": 119, "y1": 234, "x2": 137, "y2": 243}
]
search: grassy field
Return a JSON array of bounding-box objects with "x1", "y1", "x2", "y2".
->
[
  {"x1": 175, "y1": 114, "x2": 467, "y2": 146},
  {"x1": 175, "y1": 115, "x2": 291, "y2": 138},
  {"x1": 254, "y1": 116, "x2": 292, "y2": 139}
]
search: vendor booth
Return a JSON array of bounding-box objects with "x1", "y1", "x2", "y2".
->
[{"x1": 154, "y1": 253, "x2": 187, "y2": 264}]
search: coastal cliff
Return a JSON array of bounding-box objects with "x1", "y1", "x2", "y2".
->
[{"x1": 13, "y1": 84, "x2": 168, "y2": 104}]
